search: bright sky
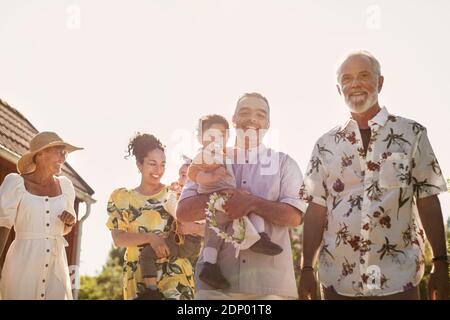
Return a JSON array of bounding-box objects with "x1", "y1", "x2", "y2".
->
[{"x1": 1, "y1": 1, "x2": 449, "y2": 276}]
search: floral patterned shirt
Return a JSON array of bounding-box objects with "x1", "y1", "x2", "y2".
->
[
  {"x1": 106, "y1": 187, "x2": 195, "y2": 300},
  {"x1": 301, "y1": 107, "x2": 447, "y2": 297}
]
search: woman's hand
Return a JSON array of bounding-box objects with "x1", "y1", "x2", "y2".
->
[
  {"x1": 147, "y1": 233, "x2": 170, "y2": 259},
  {"x1": 58, "y1": 211, "x2": 76, "y2": 227},
  {"x1": 169, "y1": 182, "x2": 182, "y2": 193}
]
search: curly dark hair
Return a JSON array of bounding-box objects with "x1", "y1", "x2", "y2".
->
[{"x1": 126, "y1": 133, "x2": 165, "y2": 164}]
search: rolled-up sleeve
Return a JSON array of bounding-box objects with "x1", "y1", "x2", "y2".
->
[
  {"x1": 0, "y1": 174, "x2": 24, "y2": 229},
  {"x1": 178, "y1": 180, "x2": 199, "y2": 202},
  {"x1": 279, "y1": 155, "x2": 308, "y2": 213}
]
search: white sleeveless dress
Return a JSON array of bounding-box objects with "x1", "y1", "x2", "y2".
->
[{"x1": 0, "y1": 173, "x2": 76, "y2": 300}]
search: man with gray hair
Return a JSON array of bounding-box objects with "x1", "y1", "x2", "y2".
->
[{"x1": 299, "y1": 51, "x2": 449, "y2": 300}]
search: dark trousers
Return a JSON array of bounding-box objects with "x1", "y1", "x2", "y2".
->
[{"x1": 203, "y1": 210, "x2": 231, "y2": 256}]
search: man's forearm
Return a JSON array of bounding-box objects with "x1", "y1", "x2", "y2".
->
[
  {"x1": 417, "y1": 195, "x2": 448, "y2": 257},
  {"x1": 176, "y1": 194, "x2": 210, "y2": 222},
  {"x1": 250, "y1": 195, "x2": 302, "y2": 227},
  {"x1": 302, "y1": 203, "x2": 327, "y2": 267}
]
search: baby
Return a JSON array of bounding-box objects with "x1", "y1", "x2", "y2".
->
[{"x1": 188, "y1": 114, "x2": 282, "y2": 290}]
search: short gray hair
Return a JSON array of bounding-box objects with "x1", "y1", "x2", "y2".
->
[
  {"x1": 236, "y1": 92, "x2": 270, "y2": 109},
  {"x1": 336, "y1": 50, "x2": 381, "y2": 81}
]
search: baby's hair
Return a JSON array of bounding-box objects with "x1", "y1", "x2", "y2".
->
[
  {"x1": 126, "y1": 132, "x2": 165, "y2": 164},
  {"x1": 196, "y1": 114, "x2": 229, "y2": 144}
]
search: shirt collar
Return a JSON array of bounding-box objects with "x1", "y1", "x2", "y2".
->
[
  {"x1": 342, "y1": 106, "x2": 390, "y2": 130},
  {"x1": 369, "y1": 106, "x2": 389, "y2": 128}
]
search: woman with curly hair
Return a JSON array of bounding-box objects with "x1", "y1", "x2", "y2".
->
[{"x1": 106, "y1": 133, "x2": 202, "y2": 300}]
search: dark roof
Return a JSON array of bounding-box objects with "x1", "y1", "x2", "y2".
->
[{"x1": 0, "y1": 98, "x2": 94, "y2": 197}]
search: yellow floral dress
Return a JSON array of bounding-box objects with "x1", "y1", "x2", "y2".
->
[{"x1": 106, "y1": 187, "x2": 195, "y2": 300}]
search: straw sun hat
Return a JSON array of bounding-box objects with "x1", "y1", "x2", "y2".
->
[{"x1": 17, "y1": 131, "x2": 83, "y2": 175}]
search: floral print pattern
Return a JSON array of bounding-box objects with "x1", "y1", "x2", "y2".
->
[
  {"x1": 106, "y1": 187, "x2": 195, "y2": 300},
  {"x1": 301, "y1": 107, "x2": 447, "y2": 297}
]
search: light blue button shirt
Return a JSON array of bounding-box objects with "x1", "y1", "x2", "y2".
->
[{"x1": 179, "y1": 144, "x2": 306, "y2": 298}]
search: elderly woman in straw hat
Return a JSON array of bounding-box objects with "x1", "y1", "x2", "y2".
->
[{"x1": 0, "y1": 131, "x2": 82, "y2": 300}]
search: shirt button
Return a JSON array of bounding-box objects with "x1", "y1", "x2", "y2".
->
[
  {"x1": 45, "y1": 198, "x2": 48, "y2": 202},
  {"x1": 242, "y1": 259, "x2": 246, "y2": 263},
  {"x1": 46, "y1": 210, "x2": 50, "y2": 214},
  {"x1": 45, "y1": 264, "x2": 49, "y2": 267},
  {"x1": 243, "y1": 181, "x2": 246, "y2": 184},
  {"x1": 46, "y1": 223, "x2": 50, "y2": 227},
  {"x1": 42, "y1": 279, "x2": 46, "y2": 283},
  {"x1": 245, "y1": 160, "x2": 249, "y2": 164},
  {"x1": 46, "y1": 249, "x2": 50, "y2": 253},
  {"x1": 41, "y1": 294, "x2": 45, "y2": 298}
]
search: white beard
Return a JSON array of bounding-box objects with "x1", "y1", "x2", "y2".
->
[{"x1": 345, "y1": 91, "x2": 378, "y2": 114}]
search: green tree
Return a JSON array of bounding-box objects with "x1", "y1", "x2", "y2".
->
[{"x1": 78, "y1": 246, "x2": 125, "y2": 300}]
